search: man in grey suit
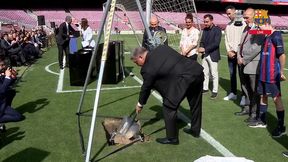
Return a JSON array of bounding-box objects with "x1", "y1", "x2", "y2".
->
[{"x1": 237, "y1": 8, "x2": 265, "y2": 122}]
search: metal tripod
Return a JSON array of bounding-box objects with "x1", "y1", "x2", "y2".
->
[{"x1": 76, "y1": 0, "x2": 155, "y2": 161}]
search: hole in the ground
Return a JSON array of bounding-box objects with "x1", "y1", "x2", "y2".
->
[{"x1": 102, "y1": 117, "x2": 150, "y2": 145}]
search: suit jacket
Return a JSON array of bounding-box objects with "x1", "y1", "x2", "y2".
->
[
  {"x1": 139, "y1": 45, "x2": 203, "y2": 108},
  {"x1": 0, "y1": 40, "x2": 6, "y2": 56},
  {"x1": 0, "y1": 39, "x2": 20, "y2": 55},
  {"x1": 0, "y1": 75, "x2": 13, "y2": 97},
  {"x1": 0, "y1": 76, "x2": 12, "y2": 116},
  {"x1": 200, "y1": 25, "x2": 222, "y2": 62},
  {"x1": 56, "y1": 22, "x2": 75, "y2": 45},
  {"x1": 237, "y1": 26, "x2": 265, "y2": 74},
  {"x1": 1, "y1": 39, "x2": 13, "y2": 51},
  {"x1": 142, "y1": 26, "x2": 168, "y2": 51}
]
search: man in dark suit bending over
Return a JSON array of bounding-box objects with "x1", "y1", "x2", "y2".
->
[
  {"x1": 56, "y1": 16, "x2": 76, "y2": 69},
  {"x1": 131, "y1": 45, "x2": 204, "y2": 144}
]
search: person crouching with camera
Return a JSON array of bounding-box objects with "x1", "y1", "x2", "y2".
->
[{"x1": 0, "y1": 58, "x2": 25, "y2": 133}]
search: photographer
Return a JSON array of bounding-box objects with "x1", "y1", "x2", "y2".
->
[{"x1": 0, "y1": 58, "x2": 25, "y2": 132}]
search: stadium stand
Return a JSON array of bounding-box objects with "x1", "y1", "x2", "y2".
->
[
  {"x1": 1, "y1": 8, "x2": 288, "y2": 32},
  {"x1": 0, "y1": 10, "x2": 37, "y2": 28}
]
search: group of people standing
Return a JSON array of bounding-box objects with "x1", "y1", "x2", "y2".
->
[
  {"x1": 132, "y1": 5, "x2": 286, "y2": 151},
  {"x1": 224, "y1": 6, "x2": 286, "y2": 138}
]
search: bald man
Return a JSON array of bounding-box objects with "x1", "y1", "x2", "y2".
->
[
  {"x1": 142, "y1": 16, "x2": 168, "y2": 51},
  {"x1": 236, "y1": 8, "x2": 265, "y2": 122}
]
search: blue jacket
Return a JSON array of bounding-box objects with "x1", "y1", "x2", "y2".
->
[
  {"x1": 0, "y1": 77, "x2": 12, "y2": 116},
  {"x1": 200, "y1": 25, "x2": 222, "y2": 62}
]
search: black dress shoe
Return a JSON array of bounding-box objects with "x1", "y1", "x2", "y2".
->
[
  {"x1": 0, "y1": 124, "x2": 6, "y2": 133},
  {"x1": 244, "y1": 116, "x2": 257, "y2": 123},
  {"x1": 234, "y1": 110, "x2": 249, "y2": 116},
  {"x1": 20, "y1": 115, "x2": 26, "y2": 121},
  {"x1": 183, "y1": 128, "x2": 200, "y2": 138},
  {"x1": 202, "y1": 90, "x2": 209, "y2": 94},
  {"x1": 156, "y1": 137, "x2": 179, "y2": 145}
]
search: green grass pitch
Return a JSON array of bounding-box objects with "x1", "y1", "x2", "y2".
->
[{"x1": 0, "y1": 34, "x2": 287, "y2": 162}]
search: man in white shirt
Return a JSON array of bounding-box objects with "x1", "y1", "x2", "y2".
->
[{"x1": 224, "y1": 5, "x2": 247, "y2": 106}]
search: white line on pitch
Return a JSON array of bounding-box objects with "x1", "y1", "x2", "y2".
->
[
  {"x1": 56, "y1": 85, "x2": 141, "y2": 93},
  {"x1": 45, "y1": 62, "x2": 60, "y2": 76},
  {"x1": 56, "y1": 68, "x2": 65, "y2": 93},
  {"x1": 131, "y1": 72, "x2": 235, "y2": 157}
]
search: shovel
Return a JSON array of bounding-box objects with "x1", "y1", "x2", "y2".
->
[{"x1": 117, "y1": 111, "x2": 138, "y2": 136}]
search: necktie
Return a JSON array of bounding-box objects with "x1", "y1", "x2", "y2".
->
[{"x1": 239, "y1": 27, "x2": 251, "y2": 57}]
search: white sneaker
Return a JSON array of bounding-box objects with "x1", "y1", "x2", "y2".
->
[
  {"x1": 240, "y1": 96, "x2": 250, "y2": 106},
  {"x1": 223, "y1": 93, "x2": 237, "y2": 101}
]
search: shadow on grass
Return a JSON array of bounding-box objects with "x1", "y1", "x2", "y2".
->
[
  {"x1": 266, "y1": 112, "x2": 288, "y2": 150},
  {"x1": 2, "y1": 147, "x2": 50, "y2": 162},
  {"x1": 93, "y1": 140, "x2": 140, "y2": 162},
  {"x1": 79, "y1": 92, "x2": 139, "y2": 115},
  {"x1": 144, "y1": 105, "x2": 187, "y2": 136},
  {"x1": 219, "y1": 77, "x2": 242, "y2": 107},
  {"x1": 91, "y1": 142, "x2": 108, "y2": 162},
  {"x1": 0, "y1": 127, "x2": 25, "y2": 149},
  {"x1": 16, "y1": 98, "x2": 49, "y2": 114},
  {"x1": 90, "y1": 105, "x2": 187, "y2": 162},
  {"x1": 124, "y1": 66, "x2": 134, "y2": 77},
  {"x1": 141, "y1": 105, "x2": 163, "y2": 129}
]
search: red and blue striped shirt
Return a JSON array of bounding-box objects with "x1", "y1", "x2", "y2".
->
[{"x1": 259, "y1": 31, "x2": 285, "y2": 83}]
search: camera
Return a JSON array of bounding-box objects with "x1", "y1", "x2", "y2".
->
[
  {"x1": 0, "y1": 66, "x2": 17, "y2": 79},
  {"x1": 0, "y1": 65, "x2": 10, "y2": 74},
  {"x1": 234, "y1": 10, "x2": 244, "y2": 26}
]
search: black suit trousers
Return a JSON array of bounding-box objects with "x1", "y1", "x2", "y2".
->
[
  {"x1": 186, "y1": 74, "x2": 203, "y2": 136},
  {"x1": 244, "y1": 74, "x2": 260, "y2": 117},
  {"x1": 57, "y1": 42, "x2": 69, "y2": 67},
  {"x1": 163, "y1": 73, "x2": 203, "y2": 138},
  {"x1": 0, "y1": 105, "x2": 24, "y2": 123}
]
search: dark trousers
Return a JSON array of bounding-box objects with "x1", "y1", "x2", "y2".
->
[
  {"x1": 243, "y1": 73, "x2": 260, "y2": 117},
  {"x1": 57, "y1": 42, "x2": 69, "y2": 68},
  {"x1": 9, "y1": 48, "x2": 26, "y2": 65},
  {"x1": 238, "y1": 65, "x2": 249, "y2": 99},
  {"x1": 228, "y1": 57, "x2": 237, "y2": 94},
  {"x1": 163, "y1": 74, "x2": 203, "y2": 138},
  {"x1": 5, "y1": 89, "x2": 16, "y2": 106},
  {"x1": 0, "y1": 105, "x2": 24, "y2": 123}
]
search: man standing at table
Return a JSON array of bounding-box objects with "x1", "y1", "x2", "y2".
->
[{"x1": 56, "y1": 16, "x2": 76, "y2": 69}]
